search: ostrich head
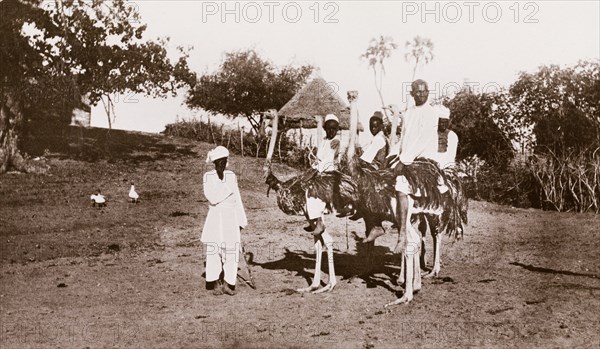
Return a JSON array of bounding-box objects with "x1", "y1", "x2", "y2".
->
[
  {"x1": 263, "y1": 108, "x2": 281, "y2": 197},
  {"x1": 263, "y1": 109, "x2": 278, "y2": 119},
  {"x1": 265, "y1": 171, "x2": 281, "y2": 197}
]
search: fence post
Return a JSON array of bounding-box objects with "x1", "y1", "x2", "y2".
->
[
  {"x1": 299, "y1": 120, "x2": 304, "y2": 147},
  {"x1": 208, "y1": 116, "x2": 214, "y2": 144},
  {"x1": 238, "y1": 117, "x2": 244, "y2": 157},
  {"x1": 315, "y1": 115, "x2": 323, "y2": 150}
]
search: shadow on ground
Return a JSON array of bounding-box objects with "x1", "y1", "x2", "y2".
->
[{"x1": 247, "y1": 233, "x2": 406, "y2": 296}]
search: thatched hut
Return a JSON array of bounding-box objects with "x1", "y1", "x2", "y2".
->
[
  {"x1": 278, "y1": 76, "x2": 351, "y2": 130},
  {"x1": 275, "y1": 76, "x2": 363, "y2": 148}
]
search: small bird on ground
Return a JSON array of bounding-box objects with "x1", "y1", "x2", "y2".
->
[
  {"x1": 91, "y1": 190, "x2": 106, "y2": 207},
  {"x1": 129, "y1": 180, "x2": 139, "y2": 203}
]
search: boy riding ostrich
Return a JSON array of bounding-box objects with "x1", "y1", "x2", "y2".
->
[{"x1": 263, "y1": 111, "x2": 358, "y2": 294}]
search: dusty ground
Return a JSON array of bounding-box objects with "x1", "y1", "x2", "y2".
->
[{"x1": 1, "y1": 129, "x2": 599, "y2": 348}]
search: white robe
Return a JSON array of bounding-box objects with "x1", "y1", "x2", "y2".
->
[
  {"x1": 312, "y1": 137, "x2": 340, "y2": 173},
  {"x1": 398, "y1": 104, "x2": 448, "y2": 164},
  {"x1": 428, "y1": 130, "x2": 459, "y2": 169},
  {"x1": 201, "y1": 169, "x2": 247, "y2": 285},
  {"x1": 360, "y1": 131, "x2": 387, "y2": 165},
  {"x1": 395, "y1": 103, "x2": 450, "y2": 195},
  {"x1": 201, "y1": 170, "x2": 247, "y2": 245}
]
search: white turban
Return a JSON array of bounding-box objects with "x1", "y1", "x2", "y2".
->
[
  {"x1": 435, "y1": 105, "x2": 451, "y2": 119},
  {"x1": 324, "y1": 114, "x2": 339, "y2": 124},
  {"x1": 206, "y1": 146, "x2": 229, "y2": 163}
]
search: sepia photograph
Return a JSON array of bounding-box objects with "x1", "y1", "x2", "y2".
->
[{"x1": 1, "y1": 1, "x2": 599, "y2": 348}]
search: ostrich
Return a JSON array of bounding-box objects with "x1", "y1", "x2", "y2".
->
[
  {"x1": 263, "y1": 109, "x2": 358, "y2": 294},
  {"x1": 418, "y1": 170, "x2": 468, "y2": 278},
  {"x1": 343, "y1": 91, "x2": 465, "y2": 306}
]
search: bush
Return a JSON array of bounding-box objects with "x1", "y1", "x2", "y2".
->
[
  {"x1": 530, "y1": 149, "x2": 600, "y2": 213},
  {"x1": 457, "y1": 155, "x2": 538, "y2": 208}
]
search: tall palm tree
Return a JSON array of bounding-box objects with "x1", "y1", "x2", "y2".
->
[
  {"x1": 404, "y1": 36, "x2": 435, "y2": 81},
  {"x1": 361, "y1": 35, "x2": 398, "y2": 125}
]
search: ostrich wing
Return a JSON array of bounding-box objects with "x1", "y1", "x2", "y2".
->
[
  {"x1": 277, "y1": 175, "x2": 307, "y2": 216},
  {"x1": 437, "y1": 167, "x2": 469, "y2": 240},
  {"x1": 305, "y1": 171, "x2": 359, "y2": 217}
]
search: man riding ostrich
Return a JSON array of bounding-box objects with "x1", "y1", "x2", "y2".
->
[
  {"x1": 417, "y1": 110, "x2": 468, "y2": 278},
  {"x1": 344, "y1": 85, "x2": 466, "y2": 306}
]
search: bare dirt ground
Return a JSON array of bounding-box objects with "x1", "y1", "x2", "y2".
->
[{"x1": 1, "y1": 129, "x2": 599, "y2": 348}]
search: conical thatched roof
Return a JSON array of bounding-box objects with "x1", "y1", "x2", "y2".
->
[{"x1": 278, "y1": 76, "x2": 351, "y2": 130}]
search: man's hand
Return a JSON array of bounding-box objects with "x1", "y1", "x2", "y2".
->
[
  {"x1": 393, "y1": 161, "x2": 405, "y2": 176},
  {"x1": 383, "y1": 104, "x2": 400, "y2": 116},
  {"x1": 393, "y1": 240, "x2": 404, "y2": 255}
]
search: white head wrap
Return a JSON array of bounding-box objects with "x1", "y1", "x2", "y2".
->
[
  {"x1": 324, "y1": 114, "x2": 340, "y2": 124},
  {"x1": 436, "y1": 105, "x2": 451, "y2": 119},
  {"x1": 324, "y1": 114, "x2": 339, "y2": 124},
  {"x1": 205, "y1": 146, "x2": 229, "y2": 163}
]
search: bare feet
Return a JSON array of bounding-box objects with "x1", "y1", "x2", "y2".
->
[{"x1": 362, "y1": 229, "x2": 385, "y2": 243}]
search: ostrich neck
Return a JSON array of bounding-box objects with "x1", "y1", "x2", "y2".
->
[{"x1": 347, "y1": 92, "x2": 359, "y2": 166}]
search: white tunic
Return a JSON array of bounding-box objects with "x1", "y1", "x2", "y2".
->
[
  {"x1": 360, "y1": 131, "x2": 387, "y2": 164},
  {"x1": 430, "y1": 130, "x2": 459, "y2": 169},
  {"x1": 201, "y1": 170, "x2": 247, "y2": 246},
  {"x1": 312, "y1": 137, "x2": 340, "y2": 173},
  {"x1": 398, "y1": 104, "x2": 449, "y2": 164}
]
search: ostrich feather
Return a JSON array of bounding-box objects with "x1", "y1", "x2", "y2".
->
[
  {"x1": 265, "y1": 170, "x2": 359, "y2": 217},
  {"x1": 436, "y1": 167, "x2": 469, "y2": 240}
]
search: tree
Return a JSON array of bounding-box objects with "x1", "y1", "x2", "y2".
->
[
  {"x1": 487, "y1": 89, "x2": 535, "y2": 155},
  {"x1": 0, "y1": 0, "x2": 195, "y2": 173},
  {"x1": 404, "y1": 36, "x2": 434, "y2": 81},
  {"x1": 509, "y1": 61, "x2": 600, "y2": 155},
  {"x1": 443, "y1": 89, "x2": 515, "y2": 167},
  {"x1": 186, "y1": 49, "x2": 313, "y2": 134},
  {"x1": 360, "y1": 35, "x2": 398, "y2": 118}
]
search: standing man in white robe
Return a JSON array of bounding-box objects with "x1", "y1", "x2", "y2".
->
[{"x1": 201, "y1": 146, "x2": 248, "y2": 295}]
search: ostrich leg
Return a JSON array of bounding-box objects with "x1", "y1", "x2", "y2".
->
[
  {"x1": 397, "y1": 250, "x2": 405, "y2": 286},
  {"x1": 423, "y1": 214, "x2": 441, "y2": 278},
  {"x1": 297, "y1": 235, "x2": 323, "y2": 293},
  {"x1": 418, "y1": 215, "x2": 429, "y2": 270},
  {"x1": 413, "y1": 227, "x2": 422, "y2": 292},
  {"x1": 312, "y1": 230, "x2": 337, "y2": 293},
  {"x1": 361, "y1": 218, "x2": 377, "y2": 276},
  {"x1": 386, "y1": 196, "x2": 421, "y2": 306},
  {"x1": 424, "y1": 231, "x2": 442, "y2": 278}
]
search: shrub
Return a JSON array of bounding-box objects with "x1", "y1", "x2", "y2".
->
[
  {"x1": 457, "y1": 155, "x2": 538, "y2": 208},
  {"x1": 530, "y1": 149, "x2": 600, "y2": 213}
]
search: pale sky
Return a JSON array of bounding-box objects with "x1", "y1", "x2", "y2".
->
[{"x1": 90, "y1": 0, "x2": 600, "y2": 134}]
